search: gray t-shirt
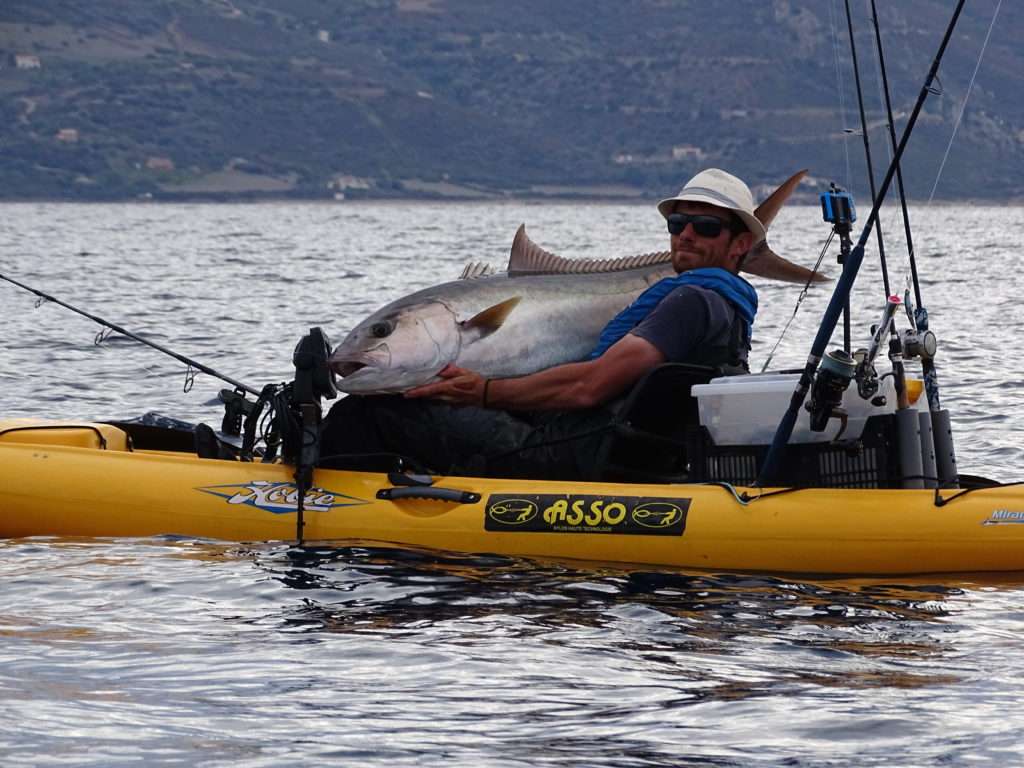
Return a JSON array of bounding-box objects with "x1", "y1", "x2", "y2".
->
[{"x1": 629, "y1": 285, "x2": 741, "y2": 364}]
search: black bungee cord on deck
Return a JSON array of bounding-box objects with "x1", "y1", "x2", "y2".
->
[
  {"x1": 0, "y1": 271, "x2": 260, "y2": 397},
  {"x1": 756, "y1": 0, "x2": 967, "y2": 487}
]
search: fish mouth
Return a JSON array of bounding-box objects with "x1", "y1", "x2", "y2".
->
[
  {"x1": 330, "y1": 360, "x2": 367, "y2": 378},
  {"x1": 329, "y1": 342, "x2": 388, "y2": 379},
  {"x1": 332, "y1": 363, "x2": 443, "y2": 394}
]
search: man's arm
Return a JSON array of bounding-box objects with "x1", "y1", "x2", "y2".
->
[{"x1": 405, "y1": 333, "x2": 666, "y2": 410}]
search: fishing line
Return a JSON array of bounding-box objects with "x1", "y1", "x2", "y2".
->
[
  {"x1": 927, "y1": 0, "x2": 1003, "y2": 204},
  {"x1": 828, "y1": 0, "x2": 854, "y2": 191},
  {"x1": 0, "y1": 271, "x2": 260, "y2": 397},
  {"x1": 864, "y1": 0, "x2": 892, "y2": 168},
  {"x1": 760, "y1": 231, "x2": 834, "y2": 373}
]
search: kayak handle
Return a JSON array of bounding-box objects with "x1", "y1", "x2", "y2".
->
[{"x1": 376, "y1": 486, "x2": 481, "y2": 504}]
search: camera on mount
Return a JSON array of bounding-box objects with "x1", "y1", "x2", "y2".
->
[{"x1": 820, "y1": 183, "x2": 857, "y2": 229}]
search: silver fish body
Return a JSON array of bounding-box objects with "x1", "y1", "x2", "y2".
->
[{"x1": 329, "y1": 263, "x2": 674, "y2": 394}]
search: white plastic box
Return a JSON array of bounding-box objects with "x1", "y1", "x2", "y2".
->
[{"x1": 692, "y1": 373, "x2": 915, "y2": 446}]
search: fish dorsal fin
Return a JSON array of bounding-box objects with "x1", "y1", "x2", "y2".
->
[
  {"x1": 507, "y1": 224, "x2": 672, "y2": 276},
  {"x1": 459, "y1": 261, "x2": 495, "y2": 280}
]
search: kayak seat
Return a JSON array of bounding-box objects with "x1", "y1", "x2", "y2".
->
[{"x1": 589, "y1": 363, "x2": 723, "y2": 483}]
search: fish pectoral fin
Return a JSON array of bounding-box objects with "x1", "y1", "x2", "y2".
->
[{"x1": 461, "y1": 296, "x2": 521, "y2": 337}]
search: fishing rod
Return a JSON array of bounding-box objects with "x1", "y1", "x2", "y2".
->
[
  {"x1": 756, "y1": 0, "x2": 966, "y2": 487},
  {"x1": 844, "y1": 0, "x2": 891, "y2": 300},
  {"x1": 869, "y1": 0, "x2": 946, "y2": 421},
  {"x1": 868, "y1": 0, "x2": 919, "y2": 310},
  {"x1": 867, "y1": 0, "x2": 953, "y2": 488},
  {"x1": 0, "y1": 272, "x2": 261, "y2": 397}
]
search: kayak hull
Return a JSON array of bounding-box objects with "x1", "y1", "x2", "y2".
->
[{"x1": 2, "y1": 420, "x2": 1022, "y2": 575}]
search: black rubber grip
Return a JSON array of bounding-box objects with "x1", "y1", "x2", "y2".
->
[{"x1": 376, "y1": 486, "x2": 481, "y2": 504}]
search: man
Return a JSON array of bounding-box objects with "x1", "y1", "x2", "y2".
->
[{"x1": 321, "y1": 168, "x2": 763, "y2": 479}]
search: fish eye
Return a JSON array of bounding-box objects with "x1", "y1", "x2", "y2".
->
[{"x1": 370, "y1": 321, "x2": 392, "y2": 339}]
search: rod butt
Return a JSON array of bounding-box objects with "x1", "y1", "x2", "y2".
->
[
  {"x1": 897, "y1": 408, "x2": 925, "y2": 489},
  {"x1": 918, "y1": 410, "x2": 938, "y2": 489},
  {"x1": 931, "y1": 409, "x2": 959, "y2": 487}
]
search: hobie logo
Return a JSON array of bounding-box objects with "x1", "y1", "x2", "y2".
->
[
  {"x1": 631, "y1": 501, "x2": 685, "y2": 529},
  {"x1": 982, "y1": 509, "x2": 1024, "y2": 526},
  {"x1": 197, "y1": 481, "x2": 368, "y2": 514},
  {"x1": 487, "y1": 498, "x2": 539, "y2": 526}
]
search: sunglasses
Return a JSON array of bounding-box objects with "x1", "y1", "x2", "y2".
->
[{"x1": 666, "y1": 212, "x2": 740, "y2": 239}]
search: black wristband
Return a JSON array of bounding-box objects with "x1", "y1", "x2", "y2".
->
[{"x1": 482, "y1": 378, "x2": 491, "y2": 408}]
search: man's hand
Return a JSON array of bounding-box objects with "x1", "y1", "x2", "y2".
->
[{"x1": 405, "y1": 364, "x2": 487, "y2": 406}]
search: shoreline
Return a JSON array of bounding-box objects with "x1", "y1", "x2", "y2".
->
[{"x1": 0, "y1": 193, "x2": 1016, "y2": 206}]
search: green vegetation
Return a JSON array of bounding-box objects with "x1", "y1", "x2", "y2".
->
[{"x1": 1, "y1": 0, "x2": 1022, "y2": 200}]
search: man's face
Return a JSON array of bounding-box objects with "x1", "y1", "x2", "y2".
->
[{"x1": 668, "y1": 201, "x2": 754, "y2": 274}]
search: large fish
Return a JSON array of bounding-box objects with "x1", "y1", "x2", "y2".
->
[{"x1": 330, "y1": 171, "x2": 822, "y2": 394}]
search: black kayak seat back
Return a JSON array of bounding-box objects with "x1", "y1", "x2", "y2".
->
[{"x1": 590, "y1": 362, "x2": 728, "y2": 482}]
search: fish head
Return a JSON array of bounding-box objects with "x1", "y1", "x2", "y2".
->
[{"x1": 329, "y1": 300, "x2": 460, "y2": 394}]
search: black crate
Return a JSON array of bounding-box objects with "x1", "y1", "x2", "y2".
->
[{"x1": 686, "y1": 414, "x2": 900, "y2": 489}]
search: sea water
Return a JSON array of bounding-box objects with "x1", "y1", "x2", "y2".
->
[{"x1": 2, "y1": 201, "x2": 1024, "y2": 765}]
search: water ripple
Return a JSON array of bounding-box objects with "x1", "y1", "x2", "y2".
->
[{"x1": 4, "y1": 203, "x2": 1024, "y2": 764}]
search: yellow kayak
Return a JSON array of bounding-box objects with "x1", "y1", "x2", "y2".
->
[{"x1": 2, "y1": 418, "x2": 1022, "y2": 575}]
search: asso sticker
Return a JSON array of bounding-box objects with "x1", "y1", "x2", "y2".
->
[
  {"x1": 197, "y1": 481, "x2": 369, "y2": 515},
  {"x1": 485, "y1": 494, "x2": 688, "y2": 536},
  {"x1": 982, "y1": 509, "x2": 1024, "y2": 526}
]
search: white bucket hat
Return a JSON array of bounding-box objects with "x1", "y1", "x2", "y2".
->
[{"x1": 657, "y1": 168, "x2": 767, "y2": 246}]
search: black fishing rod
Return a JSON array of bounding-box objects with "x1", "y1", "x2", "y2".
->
[
  {"x1": 0, "y1": 272, "x2": 261, "y2": 397},
  {"x1": 868, "y1": 0, "x2": 941, "y2": 414},
  {"x1": 869, "y1": 0, "x2": 918, "y2": 306},
  {"x1": 756, "y1": 0, "x2": 966, "y2": 487},
  {"x1": 844, "y1": 0, "x2": 891, "y2": 299}
]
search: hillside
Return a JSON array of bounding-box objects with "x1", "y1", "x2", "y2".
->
[{"x1": 1, "y1": 0, "x2": 1022, "y2": 201}]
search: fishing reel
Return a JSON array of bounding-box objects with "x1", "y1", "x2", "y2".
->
[
  {"x1": 215, "y1": 328, "x2": 338, "y2": 466},
  {"x1": 899, "y1": 328, "x2": 937, "y2": 362},
  {"x1": 806, "y1": 349, "x2": 857, "y2": 433}
]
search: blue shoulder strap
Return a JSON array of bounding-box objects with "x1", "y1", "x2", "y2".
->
[{"x1": 589, "y1": 267, "x2": 757, "y2": 359}]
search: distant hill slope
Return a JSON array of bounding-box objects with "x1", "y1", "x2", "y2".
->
[{"x1": 1, "y1": 0, "x2": 1021, "y2": 201}]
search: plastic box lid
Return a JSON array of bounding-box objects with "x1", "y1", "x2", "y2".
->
[{"x1": 692, "y1": 373, "x2": 906, "y2": 446}]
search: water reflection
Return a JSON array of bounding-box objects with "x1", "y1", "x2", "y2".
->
[{"x1": 251, "y1": 545, "x2": 963, "y2": 672}]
